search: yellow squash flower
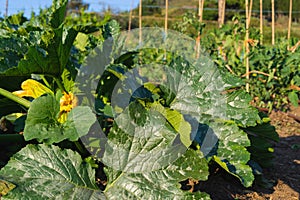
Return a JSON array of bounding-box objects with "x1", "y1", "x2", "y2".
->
[
  {"x1": 13, "y1": 79, "x2": 77, "y2": 124},
  {"x1": 58, "y1": 92, "x2": 78, "y2": 123},
  {"x1": 13, "y1": 79, "x2": 53, "y2": 98}
]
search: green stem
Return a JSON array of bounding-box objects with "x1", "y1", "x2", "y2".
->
[
  {"x1": 74, "y1": 141, "x2": 87, "y2": 156},
  {"x1": 41, "y1": 75, "x2": 51, "y2": 88},
  {"x1": 0, "y1": 88, "x2": 31, "y2": 108},
  {"x1": 54, "y1": 77, "x2": 68, "y2": 94}
]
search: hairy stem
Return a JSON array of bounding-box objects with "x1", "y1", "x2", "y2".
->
[
  {"x1": 54, "y1": 77, "x2": 68, "y2": 94},
  {"x1": 74, "y1": 140, "x2": 89, "y2": 157},
  {"x1": 0, "y1": 88, "x2": 31, "y2": 108}
]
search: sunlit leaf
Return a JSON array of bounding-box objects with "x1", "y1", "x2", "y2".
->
[
  {"x1": 0, "y1": 144, "x2": 104, "y2": 199},
  {"x1": 24, "y1": 95, "x2": 96, "y2": 144}
]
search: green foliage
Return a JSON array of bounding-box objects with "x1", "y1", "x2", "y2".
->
[
  {"x1": 24, "y1": 95, "x2": 96, "y2": 144},
  {"x1": 0, "y1": 0, "x2": 107, "y2": 117},
  {"x1": 0, "y1": 144, "x2": 104, "y2": 200},
  {"x1": 243, "y1": 113, "x2": 279, "y2": 169},
  {"x1": 288, "y1": 91, "x2": 299, "y2": 107},
  {"x1": 252, "y1": 0, "x2": 300, "y2": 20},
  {"x1": 211, "y1": 122, "x2": 254, "y2": 187},
  {"x1": 141, "y1": 0, "x2": 162, "y2": 16},
  {"x1": 199, "y1": 17, "x2": 300, "y2": 110},
  {"x1": 0, "y1": 0, "x2": 107, "y2": 85},
  {"x1": 104, "y1": 149, "x2": 210, "y2": 199},
  {"x1": 247, "y1": 39, "x2": 300, "y2": 110},
  {"x1": 94, "y1": 44, "x2": 274, "y2": 189},
  {"x1": 0, "y1": 144, "x2": 210, "y2": 199},
  {"x1": 0, "y1": 0, "x2": 279, "y2": 199},
  {"x1": 101, "y1": 101, "x2": 210, "y2": 198},
  {"x1": 102, "y1": 101, "x2": 189, "y2": 172},
  {"x1": 173, "y1": 12, "x2": 206, "y2": 38},
  {"x1": 0, "y1": 1, "x2": 76, "y2": 78}
]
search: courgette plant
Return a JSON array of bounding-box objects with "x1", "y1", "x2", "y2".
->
[{"x1": 0, "y1": 0, "x2": 278, "y2": 199}]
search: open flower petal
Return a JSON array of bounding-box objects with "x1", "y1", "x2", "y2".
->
[
  {"x1": 58, "y1": 92, "x2": 78, "y2": 123},
  {"x1": 12, "y1": 79, "x2": 53, "y2": 99}
]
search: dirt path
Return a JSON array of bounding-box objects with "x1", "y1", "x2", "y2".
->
[
  {"x1": 256, "y1": 108, "x2": 300, "y2": 199},
  {"x1": 235, "y1": 108, "x2": 300, "y2": 200}
]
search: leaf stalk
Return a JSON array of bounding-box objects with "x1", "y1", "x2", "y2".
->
[{"x1": 0, "y1": 88, "x2": 31, "y2": 108}]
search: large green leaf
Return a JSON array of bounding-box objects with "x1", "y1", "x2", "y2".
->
[
  {"x1": 165, "y1": 60, "x2": 206, "y2": 119},
  {"x1": 1, "y1": 27, "x2": 78, "y2": 78},
  {"x1": 0, "y1": 144, "x2": 104, "y2": 199},
  {"x1": 96, "y1": 48, "x2": 260, "y2": 188},
  {"x1": 160, "y1": 56, "x2": 257, "y2": 187},
  {"x1": 244, "y1": 114, "x2": 279, "y2": 168},
  {"x1": 192, "y1": 120, "x2": 254, "y2": 187},
  {"x1": 102, "y1": 102, "x2": 186, "y2": 172},
  {"x1": 149, "y1": 102, "x2": 192, "y2": 148},
  {"x1": 24, "y1": 95, "x2": 96, "y2": 144},
  {"x1": 0, "y1": 0, "x2": 93, "y2": 78},
  {"x1": 168, "y1": 56, "x2": 260, "y2": 127},
  {"x1": 288, "y1": 91, "x2": 299, "y2": 107},
  {"x1": 210, "y1": 122, "x2": 254, "y2": 187},
  {"x1": 0, "y1": 34, "x2": 28, "y2": 73},
  {"x1": 104, "y1": 149, "x2": 210, "y2": 199},
  {"x1": 101, "y1": 102, "x2": 210, "y2": 199},
  {"x1": 226, "y1": 90, "x2": 260, "y2": 127},
  {"x1": 50, "y1": 0, "x2": 68, "y2": 29}
]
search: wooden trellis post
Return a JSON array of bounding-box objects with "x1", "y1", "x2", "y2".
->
[
  {"x1": 271, "y1": 0, "x2": 275, "y2": 45},
  {"x1": 248, "y1": 0, "x2": 252, "y2": 25},
  {"x1": 196, "y1": 0, "x2": 204, "y2": 58},
  {"x1": 128, "y1": 0, "x2": 134, "y2": 31},
  {"x1": 165, "y1": 0, "x2": 168, "y2": 34},
  {"x1": 199, "y1": 0, "x2": 204, "y2": 22},
  {"x1": 260, "y1": 0, "x2": 263, "y2": 44},
  {"x1": 222, "y1": 0, "x2": 226, "y2": 26},
  {"x1": 218, "y1": 0, "x2": 226, "y2": 27},
  {"x1": 139, "y1": 0, "x2": 142, "y2": 44},
  {"x1": 288, "y1": 0, "x2": 293, "y2": 42},
  {"x1": 245, "y1": 0, "x2": 252, "y2": 92}
]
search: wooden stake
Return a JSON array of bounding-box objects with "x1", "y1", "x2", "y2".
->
[
  {"x1": 245, "y1": 0, "x2": 249, "y2": 31},
  {"x1": 196, "y1": 0, "x2": 204, "y2": 58},
  {"x1": 199, "y1": 0, "x2": 204, "y2": 22},
  {"x1": 165, "y1": 0, "x2": 168, "y2": 34},
  {"x1": 271, "y1": 0, "x2": 275, "y2": 45},
  {"x1": 260, "y1": 0, "x2": 263, "y2": 44},
  {"x1": 222, "y1": 0, "x2": 226, "y2": 26},
  {"x1": 139, "y1": 0, "x2": 142, "y2": 44},
  {"x1": 288, "y1": 0, "x2": 293, "y2": 42},
  {"x1": 218, "y1": 0, "x2": 225, "y2": 27},
  {"x1": 248, "y1": 0, "x2": 253, "y2": 25},
  {"x1": 245, "y1": 0, "x2": 250, "y2": 92},
  {"x1": 128, "y1": 0, "x2": 134, "y2": 31},
  {"x1": 162, "y1": 0, "x2": 169, "y2": 76}
]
